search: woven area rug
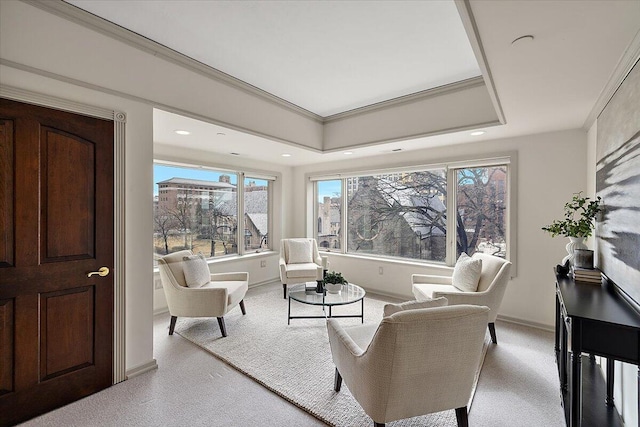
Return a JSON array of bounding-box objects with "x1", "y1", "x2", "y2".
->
[{"x1": 176, "y1": 285, "x2": 489, "y2": 427}]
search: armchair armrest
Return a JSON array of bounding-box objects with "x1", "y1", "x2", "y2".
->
[
  {"x1": 168, "y1": 286, "x2": 228, "y2": 317},
  {"x1": 327, "y1": 318, "x2": 366, "y2": 358},
  {"x1": 210, "y1": 272, "x2": 248, "y2": 282},
  {"x1": 411, "y1": 274, "x2": 452, "y2": 285}
]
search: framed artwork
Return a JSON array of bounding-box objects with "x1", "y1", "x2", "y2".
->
[{"x1": 596, "y1": 57, "x2": 640, "y2": 304}]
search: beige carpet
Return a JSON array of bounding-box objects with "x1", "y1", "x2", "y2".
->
[{"x1": 176, "y1": 286, "x2": 488, "y2": 427}]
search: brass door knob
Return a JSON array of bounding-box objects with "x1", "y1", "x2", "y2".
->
[{"x1": 88, "y1": 267, "x2": 110, "y2": 278}]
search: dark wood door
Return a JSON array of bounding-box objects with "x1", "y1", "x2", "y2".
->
[{"x1": 0, "y1": 98, "x2": 114, "y2": 426}]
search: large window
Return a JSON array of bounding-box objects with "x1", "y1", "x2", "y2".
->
[
  {"x1": 454, "y1": 166, "x2": 507, "y2": 258},
  {"x1": 244, "y1": 177, "x2": 270, "y2": 252},
  {"x1": 313, "y1": 159, "x2": 511, "y2": 266},
  {"x1": 316, "y1": 180, "x2": 342, "y2": 250},
  {"x1": 154, "y1": 163, "x2": 272, "y2": 261}
]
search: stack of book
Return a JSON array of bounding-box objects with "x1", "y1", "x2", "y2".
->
[{"x1": 572, "y1": 266, "x2": 602, "y2": 284}]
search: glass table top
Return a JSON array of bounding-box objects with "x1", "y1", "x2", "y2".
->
[{"x1": 288, "y1": 282, "x2": 366, "y2": 306}]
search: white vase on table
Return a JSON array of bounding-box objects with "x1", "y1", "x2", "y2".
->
[{"x1": 562, "y1": 236, "x2": 588, "y2": 266}]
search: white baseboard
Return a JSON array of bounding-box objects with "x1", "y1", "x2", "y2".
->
[
  {"x1": 125, "y1": 359, "x2": 158, "y2": 379},
  {"x1": 497, "y1": 314, "x2": 554, "y2": 332},
  {"x1": 153, "y1": 307, "x2": 169, "y2": 316},
  {"x1": 249, "y1": 278, "x2": 280, "y2": 288}
]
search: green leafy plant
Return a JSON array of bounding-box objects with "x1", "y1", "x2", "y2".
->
[
  {"x1": 324, "y1": 271, "x2": 347, "y2": 285},
  {"x1": 542, "y1": 192, "x2": 602, "y2": 238}
]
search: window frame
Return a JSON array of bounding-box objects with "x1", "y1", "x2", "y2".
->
[
  {"x1": 153, "y1": 160, "x2": 275, "y2": 261},
  {"x1": 310, "y1": 155, "x2": 516, "y2": 274}
]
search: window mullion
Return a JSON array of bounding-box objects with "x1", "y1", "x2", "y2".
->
[{"x1": 446, "y1": 167, "x2": 456, "y2": 266}]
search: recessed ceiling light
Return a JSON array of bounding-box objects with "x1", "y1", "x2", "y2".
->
[
  {"x1": 470, "y1": 131, "x2": 486, "y2": 136},
  {"x1": 511, "y1": 35, "x2": 534, "y2": 46},
  {"x1": 344, "y1": 151, "x2": 353, "y2": 155},
  {"x1": 281, "y1": 153, "x2": 291, "y2": 157},
  {"x1": 174, "y1": 130, "x2": 190, "y2": 135},
  {"x1": 230, "y1": 152, "x2": 240, "y2": 156},
  {"x1": 392, "y1": 148, "x2": 402, "y2": 152}
]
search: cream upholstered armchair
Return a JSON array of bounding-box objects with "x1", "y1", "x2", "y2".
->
[
  {"x1": 327, "y1": 301, "x2": 490, "y2": 427},
  {"x1": 412, "y1": 252, "x2": 511, "y2": 344},
  {"x1": 158, "y1": 250, "x2": 248, "y2": 337},
  {"x1": 279, "y1": 238, "x2": 327, "y2": 299}
]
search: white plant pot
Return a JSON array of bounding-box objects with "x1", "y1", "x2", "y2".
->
[
  {"x1": 325, "y1": 283, "x2": 343, "y2": 294},
  {"x1": 562, "y1": 237, "x2": 588, "y2": 266}
]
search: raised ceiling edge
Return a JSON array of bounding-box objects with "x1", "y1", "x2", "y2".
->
[
  {"x1": 583, "y1": 28, "x2": 640, "y2": 130},
  {"x1": 22, "y1": 0, "x2": 324, "y2": 123},
  {"x1": 22, "y1": 0, "x2": 495, "y2": 125},
  {"x1": 0, "y1": 83, "x2": 129, "y2": 384},
  {"x1": 455, "y1": 0, "x2": 506, "y2": 125},
  {"x1": 323, "y1": 76, "x2": 485, "y2": 123}
]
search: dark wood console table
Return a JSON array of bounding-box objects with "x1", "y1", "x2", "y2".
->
[{"x1": 555, "y1": 274, "x2": 640, "y2": 427}]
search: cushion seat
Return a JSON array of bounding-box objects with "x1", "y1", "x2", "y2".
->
[
  {"x1": 202, "y1": 280, "x2": 248, "y2": 307},
  {"x1": 285, "y1": 262, "x2": 320, "y2": 279}
]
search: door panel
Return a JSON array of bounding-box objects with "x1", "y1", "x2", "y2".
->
[
  {"x1": 40, "y1": 127, "x2": 95, "y2": 262},
  {"x1": 40, "y1": 286, "x2": 94, "y2": 380},
  {"x1": 0, "y1": 118, "x2": 14, "y2": 268},
  {"x1": 0, "y1": 98, "x2": 114, "y2": 426},
  {"x1": 0, "y1": 299, "x2": 14, "y2": 396}
]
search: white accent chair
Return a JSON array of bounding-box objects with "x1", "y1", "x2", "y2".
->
[
  {"x1": 279, "y1": 238, "x2": 327, "y2": 299},
  {"x1": 327, "y1": 304, "x2": 490, "y2": 427},
  {"x1": 158, "y1": 250, "x2": 248, "y2": 337},
  {"x1": 412, "y1": 253, "x2": 511, "y2": 343}
]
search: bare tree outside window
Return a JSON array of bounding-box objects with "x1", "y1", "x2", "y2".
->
[
  {"x1": 455, "y1": 166, "x2": 507, "y2": 257},
  {"x1": 347, "y1": 171, "x2": 447, "y2": 262},
  {"x1": 321, "y1": 164, "x2": 509, "y2": 264},
  {"x1": 153, "y1": 205, "x2": 176, "y2": 255}
]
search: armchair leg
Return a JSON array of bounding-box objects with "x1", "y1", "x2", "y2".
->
[
  {"x1": 334, "y1": 368, "x2": 342, "y2": 392},
  {"x1": 374, "y1": 423, "x2": 385, "y2": 427},
  {"x1": 168, "y1": 316, "x2": 177, "y2": 335},
  {"x1": 240, "y1": 300, "x2": 246, "y2": 315},
  {"x1": 455, "y1": 406, "x2": 469, "y2": 427},
  {"x1": 217, "y1": 317, "x2": 228, "y2": 337},
  {"x1": 283, "y1": 283, "x2": 287, "y2": 299},
  {"x1": 488, "y1": 322, "x2": 497, "y2": 344}
]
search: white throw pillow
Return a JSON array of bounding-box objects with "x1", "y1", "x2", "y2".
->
[
  {"x1": 383, "y1": 297, "x2": 448, "y2": 317},
  {"x1": 451, "y1": 253, "x2": 482, "y2": 292},
  {"x1": 182, "y1": 254, "x2": 210, "y2": 288},
  {"x1": 287, "y1": 239, "x2": 313, "y2": 264}
]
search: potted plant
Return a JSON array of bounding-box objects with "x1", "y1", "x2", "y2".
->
[
  {"x1": 324, "y1": 271, "x2": 348, "y2": 294},
  {"x1": 542, "y1": 192, "x2": 602, "y2": 266}
]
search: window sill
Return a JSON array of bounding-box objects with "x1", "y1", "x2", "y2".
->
[
  {"x1": 320, "y1": 251, "x2": 454, "y2": 272},
  {"x1": 153, "y1": 250, "x2": 276, "y2": 274}
]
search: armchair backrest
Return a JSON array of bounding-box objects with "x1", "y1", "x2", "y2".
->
[
  {"x1": 353, "y1": 305, "x2": 489, "y2": 422},
  {"x1": 280, "y1": 238, "x2": 321, "y2": 264},
  {"x1": 473, "y1": 253, "x2": 512, "y2": 292},
  {"x1": 157, "y1": 250, "x2": 193, "y2": 288}
]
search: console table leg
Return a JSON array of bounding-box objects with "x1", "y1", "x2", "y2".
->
[
  {"x1": 606, "y1": 358, "x2": 615, "y2": 406},
  {"x1": 570, "y1": 351, "x2": 582, "y2": 427}
]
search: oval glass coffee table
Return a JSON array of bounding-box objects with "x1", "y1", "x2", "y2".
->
[{"x1": 287, "y1": 282, "x2": 366, "y2": 325}]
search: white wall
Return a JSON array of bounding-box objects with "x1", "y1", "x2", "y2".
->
[{"x1": 293, "y1": 129, "x2": 588, "y2": 328}]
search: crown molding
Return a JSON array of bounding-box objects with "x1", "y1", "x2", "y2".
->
[
  {"x1": 323, "y1": 76, "x2": 485, "y2": 123},
  {"x1": 583, "y1": 28, "x2": 640, "y2": 130},
  {"x1": 455, "y1": 0, "x2": 506, "y2": 125},
  {"x1": 21, "y1": 0, "x2": 324, "y2": 123}
]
